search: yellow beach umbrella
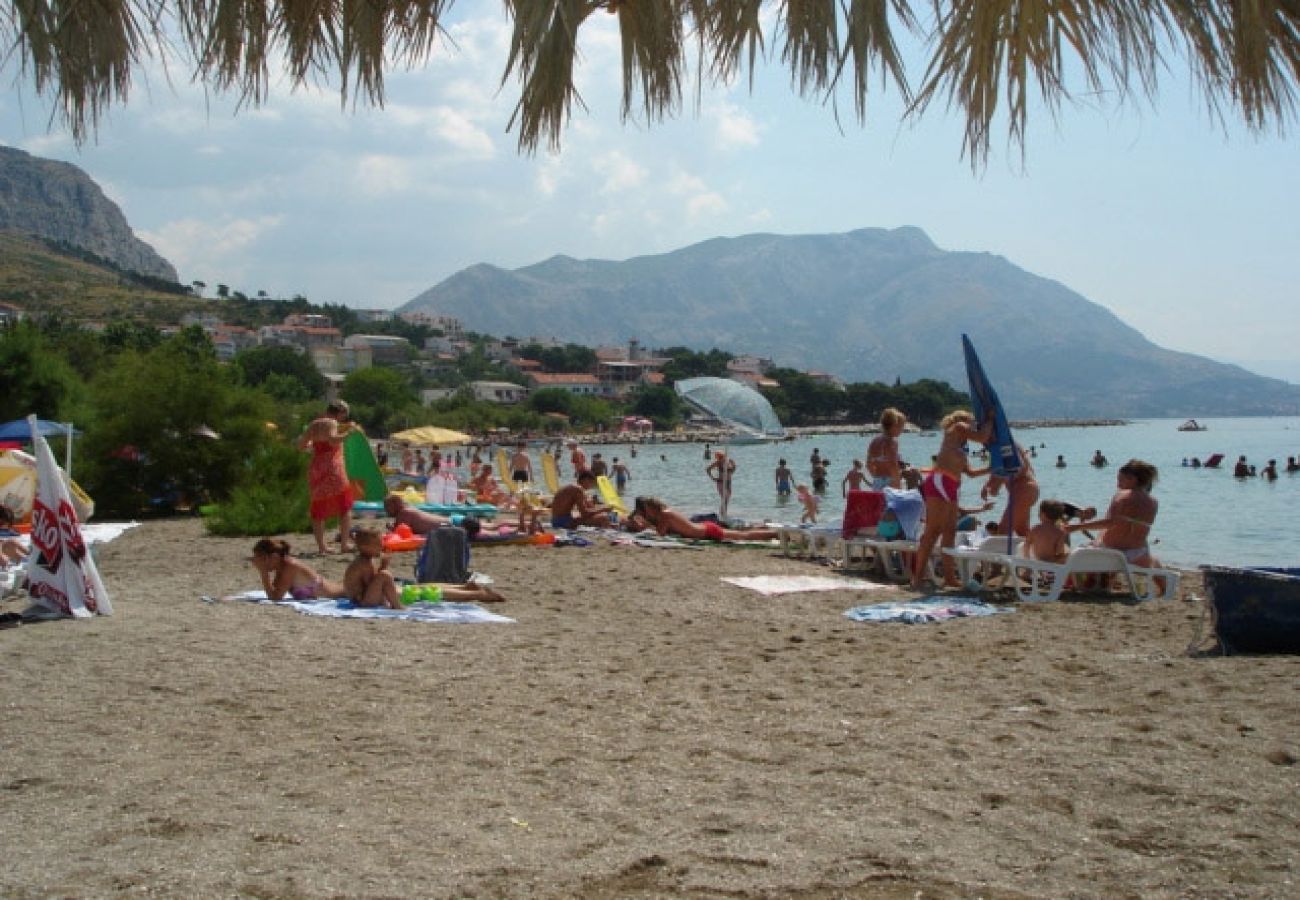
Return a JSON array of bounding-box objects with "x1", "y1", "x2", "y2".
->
[{"x1": 390, "y1": 426, "x2": 472, "y2": 446}]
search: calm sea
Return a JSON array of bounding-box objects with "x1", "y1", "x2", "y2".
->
[{"x1": 574, "y1": 417, "x2": 1300, "y2": 569}]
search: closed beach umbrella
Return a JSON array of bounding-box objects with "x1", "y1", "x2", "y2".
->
[
  {"x1": 962, "y1": 334, "x2": 1020, "y2": 553},
  {"x1": 389, "y1": 426, "x2": 472, "y2": 446}
]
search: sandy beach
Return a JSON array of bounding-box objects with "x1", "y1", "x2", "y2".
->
[{"x1": 1, "y1": 517, "x2": 1297, "y2": 898}]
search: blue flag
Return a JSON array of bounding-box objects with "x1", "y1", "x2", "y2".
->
[{"x1": 962, "y1": 334, "x2": 1020, "y2": 478}]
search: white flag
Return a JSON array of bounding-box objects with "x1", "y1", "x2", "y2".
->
[{"x1": 24, "y1": 415, "x2": 112, "y2": 618}]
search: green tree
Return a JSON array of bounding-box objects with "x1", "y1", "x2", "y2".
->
[
  {"x1": 233, "y1": 345, "x2": 327, "y2": 401},
  {"x1": 658, "y1": 347, "x2": 732, "y2": 382},
  {"x1": 0, "y1": 321, "x2": 85, "y2": 423},
  {"x1": 628, "y1": 385, "x2": 680, "y2": 425},
  {"x1": 79, "y1": 331, "x2": 274, "y2": 515},
  {"x1": 340, "y1": 367, "x2": 421, "y2": 435},
  {"x1": 527, "y1": 388, "x2": 575, "y2": 416},
  {"x1": 519, "y1": 342, "x2": 597, "y2": 372}
]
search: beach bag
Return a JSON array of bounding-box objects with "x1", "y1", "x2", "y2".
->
[{"x1": 415, "y1": 526, "x2": 470, "y2": 584}]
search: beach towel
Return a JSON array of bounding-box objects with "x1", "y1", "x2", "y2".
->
[
  {"x1": 210, "y1": 591, "x2": 514, "y2": 623},
  {"x1": 722, "y1": 575, "x2": 887, "y2": 596},
  {"x1": 843, "y1": 596, "x2": 1013, "y2": 624},
  {"x1": 882, "y1": 488, "x2": 924, "y2": 541}
]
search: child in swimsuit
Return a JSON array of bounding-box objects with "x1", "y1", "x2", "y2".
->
[
  {"x1": 343, "y1": 529, "x2": 403, "y2": 609},
  {"x1": 1026, "y1": 499, "x2": 1070, "y2": 564},
  {"x1": 249, "y1": 538, "x2": 345, "y2": 602},
  {"x1": 796, "y1": 484, "x2": 818, "y2": 524}
]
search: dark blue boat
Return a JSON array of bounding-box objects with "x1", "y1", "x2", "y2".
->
[{"x1": 1201, "y1": 566, "x2": 1300, "y2": 654}]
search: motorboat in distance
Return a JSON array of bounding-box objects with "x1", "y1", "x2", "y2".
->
[{"x1": 1177, "y1": 418, "x2": 1208, "y2": 432}]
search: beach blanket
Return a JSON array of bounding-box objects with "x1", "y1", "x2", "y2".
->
[
  {"x1": 210, "y1": 591, "x2": 514, "y2": 623},
  {"x1": 843, "y1": 596, "x2": 1013, "y2": 624},
  {"x1": 722, "y1": 575, "x2": 887, "y2": 596},
  {"x1": 10, "y1": 520, "x2": 139, "y2": 552}
]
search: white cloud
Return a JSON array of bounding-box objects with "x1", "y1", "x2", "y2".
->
[
  {"x1": 355, "y1": 154, "x2": 413, "y2": 194},
  {"x1": 713, "y1": 102, "x2": 761, "y2": 150},
  {"x1": 687, "y1": 191, "x2": 728, "y2": 219},
  {"x1": 140, "y1": 215, "x2": 283, "y2": 277},
  {"x1": 431, "y1": 106, "x2": 496, "y2": 157},
  {"x1": 595, "y1": 150, "x2": 647, "y2": 194}
]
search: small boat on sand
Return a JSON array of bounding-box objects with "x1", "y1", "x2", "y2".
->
[
  {"x1": 1201, "y1": 566, "x2": 1300, "y2": 654},
  {"x1": 1178, "y1": 418, "x2": 1208, "y2": 432}
]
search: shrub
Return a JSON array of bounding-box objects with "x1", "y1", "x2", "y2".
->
[{"x1": 204, "y1": 442, "x2": 311, "y2": 536}]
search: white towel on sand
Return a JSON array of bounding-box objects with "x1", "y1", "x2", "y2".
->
[{"x1": 721, "y1": 575, "x2": 887, "y2": 596}]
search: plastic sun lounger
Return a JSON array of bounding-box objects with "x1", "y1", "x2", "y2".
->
[
  {"x1": 1009, "y1": 547, "x2": 1180, "y2": 603},
  {"x1": 776, "y1": 524, "x2": 844, "y2": 560},
  {"x1": 943, "y1": 536, "x2": 1026, "y2": 587}
]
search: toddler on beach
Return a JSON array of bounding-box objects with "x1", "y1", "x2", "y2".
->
[
  {"x1": 796, "y1": 484, "x2": 819, "y2": 524},
  {"x1": 343, "y1": 528, "x2": 403, "y2": 609},
  {"x1": 1026, "y1": 499, "x2": 1070, "y2": 563},
  {"x1": 250, "y1": 538, "x2": 344, "y2": 602}
]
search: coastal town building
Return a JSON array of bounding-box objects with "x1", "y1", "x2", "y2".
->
[
  {"x1": 527, "y1": 372, "x2": 602, "y2": 396},
  {"x1": 400, "y1": 311, "x2": 463, "y2": 338},
  {"x1": 311, "y1": 343, "x2": 374, "y2": 375},
  {"x1": 467, "y1": 380, "x2": 528, "y2": 404},
  {"x1": 343, "y1": 334, "x2": 411, "y2": 365}
]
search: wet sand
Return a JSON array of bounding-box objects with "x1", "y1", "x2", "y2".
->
[{"x1": 1, "y1": 517, "x2": 1296, "y2": 898}]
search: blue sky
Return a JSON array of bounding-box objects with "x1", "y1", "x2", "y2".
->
[{"x1": 2, "y1": 2, "x2": 1297, "y2": 383}]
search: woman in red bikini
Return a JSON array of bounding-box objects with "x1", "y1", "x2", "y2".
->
[
  {"x1": 298, "y1": 400, "x2": 359, "y2": 555},
  {"x1": 633, "y1": 497, "x2": 777, "y2": 542},
  {"x1": 912, "y1": 410, "x2": 992, "y2": 589}
]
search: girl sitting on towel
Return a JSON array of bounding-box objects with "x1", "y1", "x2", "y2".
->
[{"x1": 250, "y1": 538, "x2": 345, "y2": 602}]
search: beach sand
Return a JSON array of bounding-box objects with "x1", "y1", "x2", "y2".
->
[{"x1": 1, "y1": 518, "x2": 1297, "y2": 898}]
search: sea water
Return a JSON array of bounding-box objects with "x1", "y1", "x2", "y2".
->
[{"x1": 581, "y1": 417, "x2": 1300, "y2": 569}]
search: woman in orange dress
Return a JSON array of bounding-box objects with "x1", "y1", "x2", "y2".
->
[{"x1": 297, "y1": 400, "x2": 358, "y2": 555}]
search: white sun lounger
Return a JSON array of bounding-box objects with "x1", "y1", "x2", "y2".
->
[
  {"x1": 1006, "y1": 546, "x2": 1180, "y2": 603},
  {"x1": 943, "y1": 536, "x2": 1025, "y2": 586}
]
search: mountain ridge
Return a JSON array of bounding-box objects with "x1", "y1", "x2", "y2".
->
[
  {"x1": 401, "y1": 226, "x2": 1298, "y2": 418},
  {"x1": 0, "y1": 144, "x2": 177, "y2": 282}
]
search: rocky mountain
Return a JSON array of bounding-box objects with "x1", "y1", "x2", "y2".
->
[
  {"x1": 0, "y1": 144, "x2": 177, "y2": 282},
  {"x1": 402, "y1": 227, "x2": 1299, "y2": 418}
]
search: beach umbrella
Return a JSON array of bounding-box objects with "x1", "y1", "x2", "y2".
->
[
  {"x1": 674, "y1": 378, "x2": 784, "y2": 440},
  {"x1": 675, "y1": 377, "x2": 785, "y2": 518},
  {"x1": 23, "y1": 415, "x2": 111, "y2": 618},
  {"x1": 962, "y1": 334, "x2": 1020, "y2": 552},
  {"x1": 0, "y1": 418, "x2": 80, "y2": 476},
  {"x1": 389, "y1": 425, "x2": 472, "y2": 446}
]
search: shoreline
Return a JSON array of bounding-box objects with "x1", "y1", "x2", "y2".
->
[{"x1": 2, "y1": 517, "x2": 1296, "y2": 897}]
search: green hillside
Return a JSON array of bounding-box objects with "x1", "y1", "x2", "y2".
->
[{"x1": 0, "y1": 230, "x2": 205, "y2": 323}]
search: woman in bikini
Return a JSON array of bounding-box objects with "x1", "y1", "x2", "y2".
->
[
  {"x1": 867, "y1": 407, "x2": 906, "y2": 489},
  {"x1": 250, "y1": 538, "x2": 345, "y2": 602},
  {"x1": 912, "y1": 410, "x2": 992, "y2": 589},
  {"x1": 1066, "y1": 459, "x2": 1161, "y2": 568},
  {"x1": 633, "y1": 497, "x2": 777, "y2": 542},
  {"x1": 980, "y1": 442, "x2": 1039, "y2": 537}
]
